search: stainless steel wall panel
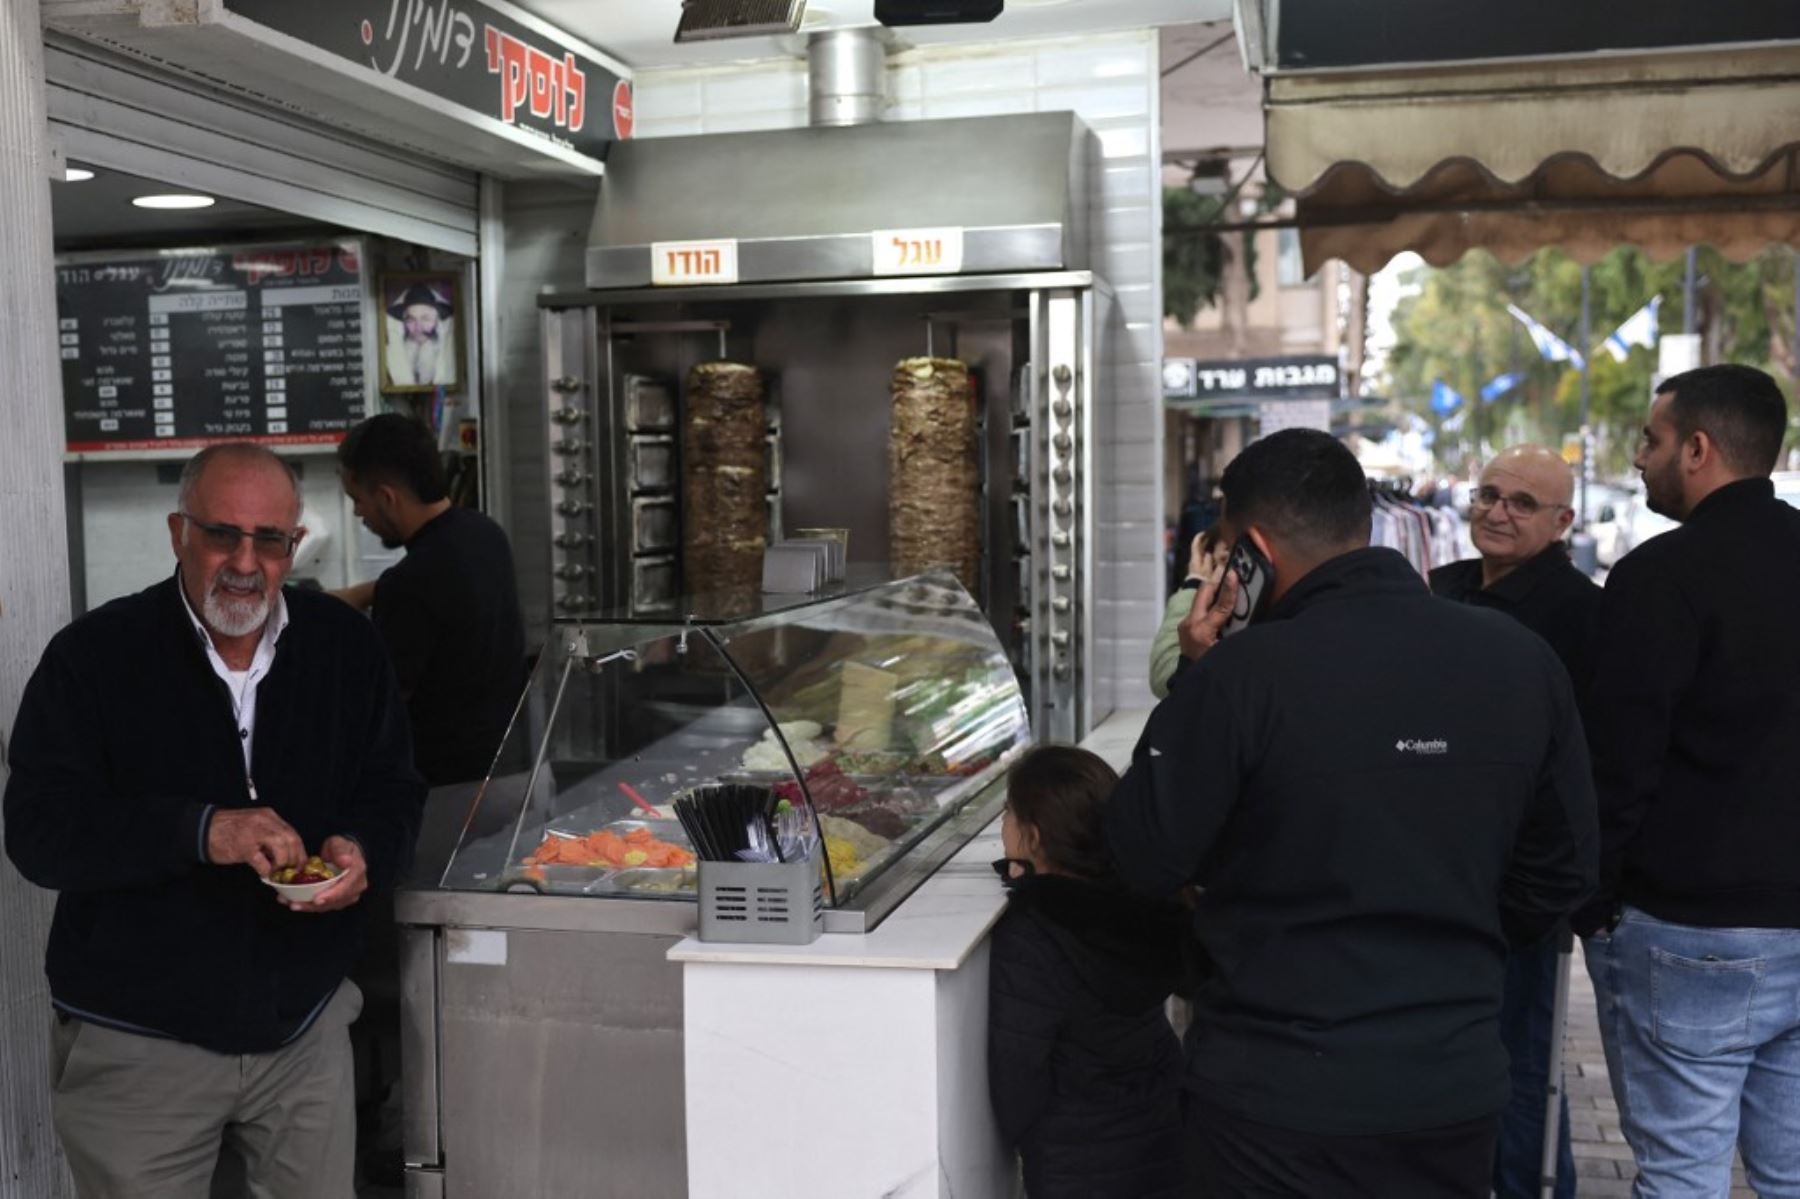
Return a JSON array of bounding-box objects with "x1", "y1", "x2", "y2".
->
[
  {"x1": 433, "y1": 928, "x2": 687, "y2": 1198},
  {"x1": 398, "y1": 926, "x2": 441, "y2": 1166},
  {"x1": 0, "y1": 7, "x2": 75, "y2": 1198}
]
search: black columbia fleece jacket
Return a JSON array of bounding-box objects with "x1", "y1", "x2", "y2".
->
[
  {"x1": 4, "y1": 575, "x2": 425, "y2": 1053},
  {"x1": 1106, "y1": 547, "x2": 1597, "y2": 1136}
]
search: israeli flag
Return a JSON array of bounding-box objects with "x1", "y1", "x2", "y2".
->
[
  {"x1": 1604, "y1": 297, "x2": 1662, "y2": 363},
  {"x1": 1506, "y1": 303, "x2": 1586, "y2": 371},
  {"x1": 1479, "y1": 372, "x2": 1523, "y2": 404},
  {"x1": 1430, "y1": 380, "x2": 1465, "y2": 415}
]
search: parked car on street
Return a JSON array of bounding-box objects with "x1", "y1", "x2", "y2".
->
[
  {"x1": 1580, "y1": 482, "x2": 1634, "y2": 568},
  {"x1": 1610, "y1": 472, "x2": 1800, "y2": 564}
]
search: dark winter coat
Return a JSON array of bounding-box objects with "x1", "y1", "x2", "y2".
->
[
  {"x1": 1106, "y1": 547, "x2": 1597, "y2": 1136},
  {"x1": 988, "y1": 872, "x2": 1186, "y2": 1199}
]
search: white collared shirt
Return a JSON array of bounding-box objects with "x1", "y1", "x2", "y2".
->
[{"x1": 177, "y1": 577, "x2": 290, "y2": 778}]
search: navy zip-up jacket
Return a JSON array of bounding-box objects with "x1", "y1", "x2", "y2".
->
[
  {"x1": 4, "y1": 575, "x2": 425, "y2": 1054},
  {"x1": 1105, "y1": 547, "x2": 1597, "y2": 1136}
]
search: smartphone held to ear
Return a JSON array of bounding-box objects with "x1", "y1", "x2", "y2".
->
[{"x1": 1221, "y1": 536, "x2": 1273, "y2": 637}]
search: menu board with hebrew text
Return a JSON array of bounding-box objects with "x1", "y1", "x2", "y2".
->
[{"x1": 58, "y1": 240, "x2": 369, "y2": 456}]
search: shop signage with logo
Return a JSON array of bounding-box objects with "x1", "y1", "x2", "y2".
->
[
  {"x1": 220, "y1": 0, "x2": 630, "y2": 166},
  {"x1": 1164, "y1": 355, "x2": 1341, "y2": 401}
]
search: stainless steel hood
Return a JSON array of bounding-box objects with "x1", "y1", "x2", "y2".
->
[{"x1": 585, "y1": 111, "x2": 1095, "y2": 289}]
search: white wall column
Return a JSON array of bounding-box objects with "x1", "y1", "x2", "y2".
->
[{"x1": 0, "y1": 2, "x2": 75, "y2": 1195}]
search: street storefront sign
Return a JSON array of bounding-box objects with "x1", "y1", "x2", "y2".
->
[
  {"x1": 1164, "y1": 355, "x2": 1341, "y2": 401},
  {"x1": 220, "y1": 0, "x2": 630, "y2": 167}
]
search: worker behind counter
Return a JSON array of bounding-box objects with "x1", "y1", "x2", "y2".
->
[
  {"x1": 332, "y1": 413, "x2": 526, "y2": 797},
  {"x1": 1105, "y1": 429, "x2": 1598, "y2": 1199}
]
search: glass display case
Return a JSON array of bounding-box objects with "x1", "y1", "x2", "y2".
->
[{"x1": 435, "y1": 571, "x2": 1031, "y2": 930}]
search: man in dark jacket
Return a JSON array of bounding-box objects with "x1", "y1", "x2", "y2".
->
[
  {"x1": 1575, "y1": 364, "x2": 1800, "y2": 1196},
  {"x1": 4, "y1": 443, "x2": 425, "y2": 1198},
  {"x1": 1105, "y1": 429, "x2": 1598, "y2": 1197},
  {"x1": 1431, "y1": 443, "x2": 1600, "y2": 1199}
]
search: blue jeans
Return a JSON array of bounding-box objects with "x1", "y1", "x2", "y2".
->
[
  {"x1": 1585, "y1": 907, "x2": 1800, "y2": 1198},
  {"x1": 1495, "y1": 934, "x2": 1576, "y2": 1199}
]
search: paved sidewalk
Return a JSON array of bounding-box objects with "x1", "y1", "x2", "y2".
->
[{"x1": 1563, "y1": 956, "x2": 1756, "y2": 1199}]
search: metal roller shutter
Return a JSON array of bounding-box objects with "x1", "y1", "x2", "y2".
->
[{"x1": 44, "y1": 34, "x2": 480, "y2": 255}]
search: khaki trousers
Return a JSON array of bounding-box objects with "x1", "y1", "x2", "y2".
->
[{"x1": 50, "y1": 982, "x2": 361, "y2": 1199}]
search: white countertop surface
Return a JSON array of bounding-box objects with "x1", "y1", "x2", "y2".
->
[{"x1": 668, "y1": 708, "x2": 1153, "y2": 971}]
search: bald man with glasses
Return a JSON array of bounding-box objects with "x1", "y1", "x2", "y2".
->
[
  {"x1": 1430, "y1": 444, "x2": 1601, "y2": 1199},
  {"x1": 4, "y1": 442, "x2": 424, "y2": 1199}
]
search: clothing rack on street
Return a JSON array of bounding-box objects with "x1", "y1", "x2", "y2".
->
[{"x1": 1367, "y1": 479, "x2": 1465, "y2": 576}]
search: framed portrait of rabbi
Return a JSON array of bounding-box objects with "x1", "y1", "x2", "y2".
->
[{"x1": 379, "y1": 274, "x2": 460, "y2": 393}]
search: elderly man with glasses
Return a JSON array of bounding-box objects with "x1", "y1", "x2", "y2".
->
[
  {"x1": 1429, "y1": 443, "x2": 1601, "y2": 1199},
  {"x1": 4, "y1": 442, "x2": 424, "y2": 1199}
]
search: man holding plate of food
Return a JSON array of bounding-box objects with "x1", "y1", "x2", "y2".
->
[{"x1": 4, "y1": 442, "x2": 425, "y2": 1199}]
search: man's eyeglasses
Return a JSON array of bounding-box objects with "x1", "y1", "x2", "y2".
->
[
  {"x1": 178, "y1": 513, "x2": 303, "y2": 561},
  {"x1": 1470, "y1": 486, "x2": 1566, "y2": 518}
]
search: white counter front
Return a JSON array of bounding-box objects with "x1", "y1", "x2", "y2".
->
[{"x1": 669, "y1": 710, "x2": 1151, "y2": 1199}]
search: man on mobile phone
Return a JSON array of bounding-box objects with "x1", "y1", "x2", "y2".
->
[
  {"x1": 1575, "y1": 365, "x2": 1800, "y2": 1196},
  {"x1": 1106, "y1": 429, "x2": 1597, "y2": 1198},
  {"x1": 1430, "y1": 444, "x2": 1600, "y2": 1199}
]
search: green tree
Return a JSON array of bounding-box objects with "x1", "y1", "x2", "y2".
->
[
  {"x1": 1161, "y1": 186, "x2": 1269, "y2": 328},
  {"x1": 1382, "y1": 244, "x2": 1800, "y2": 476}
]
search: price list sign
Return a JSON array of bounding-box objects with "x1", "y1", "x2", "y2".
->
[{"x1": 58, "y1": 241, "x2": 368, "y2": 454}]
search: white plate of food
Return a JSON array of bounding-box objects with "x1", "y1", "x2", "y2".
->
[{"x1": 262, "y1": 856, "x2": 346, "y2": 902}]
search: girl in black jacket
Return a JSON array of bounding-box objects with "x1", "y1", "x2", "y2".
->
[{"x1": 988, "y1": 745, "x2": 1186, "y2": 1199}]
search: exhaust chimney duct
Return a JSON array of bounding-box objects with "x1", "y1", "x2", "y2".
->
[{"x1": 807, "y1": 28, "x2": 887, "y2": 127}]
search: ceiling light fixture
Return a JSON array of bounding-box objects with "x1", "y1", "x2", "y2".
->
[
  {"x1": 62, "y1": 167, "x2": 96, "y2": 183},
  {"x1": 132, "y1": 194, "x2": 216, "y2": 210}
]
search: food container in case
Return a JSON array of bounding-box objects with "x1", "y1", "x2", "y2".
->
[
  {"x1": 633, "y1": 557, "x2": 676, "y2": 609},
  {"x1": 633, "y1": 497, "x2": 677, "y2": 554},
  {"x1": 629, "y1": 436, "x2": 676, "y2": 492},
  {"x1": 625, "y1": 375, "x2": 676, "y2": 431}
]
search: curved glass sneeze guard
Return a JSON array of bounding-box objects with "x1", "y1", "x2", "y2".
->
[{"x1": 437, "y1": 573, "x2": 1031, "y2": 911}]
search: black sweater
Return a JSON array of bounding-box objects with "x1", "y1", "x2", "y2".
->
[
  {"x1": 1430, "y1": 543, "x2": 1601, "y2": 694},
  {"x1": 988, "y1": 873, "x2": 1185, "y2": 1199},
  {"x1": 4, "y1": 576, "x2": 425, "y2": 1053},
  {"x1": 1105, "y1": 548, "x2": 1598, "y2": 1136},
  {"x1": 1578, "y1": 478, "x2": 1800, "y2": 931},
  {"x1": 372, "y1": 506, "x2": 526, "y2": 787}
]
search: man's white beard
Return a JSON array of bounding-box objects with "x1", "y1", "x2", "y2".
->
[
  {"x1": 406, "y1": 334, "x2": 442, "y2": 386},
  {"x1": 203, "y1": 568, "x2": 270, "y2": 637}
]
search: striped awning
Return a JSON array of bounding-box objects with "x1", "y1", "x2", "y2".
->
[{"x1": 1268, "y1": 45, "x2": 1800, "y2": 273}]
